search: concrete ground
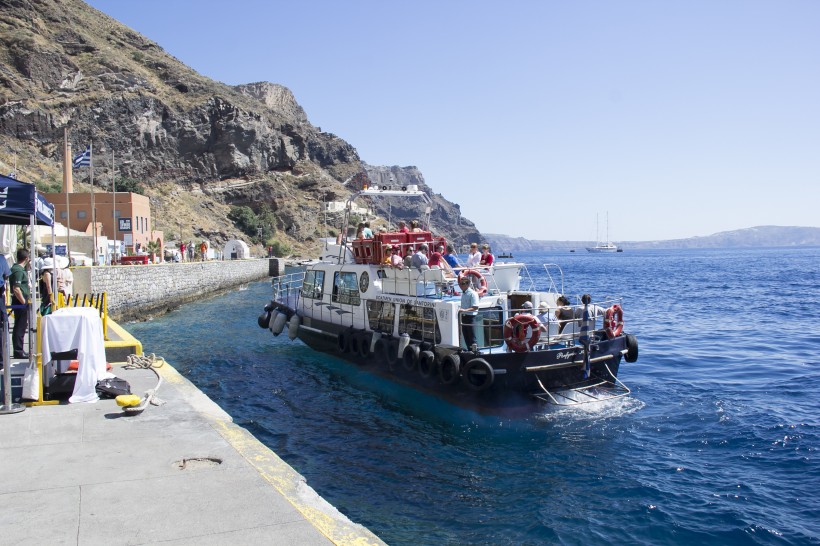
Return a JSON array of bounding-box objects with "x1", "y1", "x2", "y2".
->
[{"x1": 0, "y1": 359, "x2": 385, "y2": 545}]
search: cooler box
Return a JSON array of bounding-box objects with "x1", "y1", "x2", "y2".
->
[{"x1": 0, "y1": 360, "x2": 26, "y2": 403}]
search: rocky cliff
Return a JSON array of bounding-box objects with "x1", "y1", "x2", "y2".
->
[{"x1": 0, "y1": 0, "x2": 480, "y2": 255}]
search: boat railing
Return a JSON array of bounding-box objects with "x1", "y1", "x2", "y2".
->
[
  {"x1": 461, "y1": 297, "x2": 623, "y2": 354},
  {"x1": 272, "y1": 271, "x2": 305, "y2": 310}
]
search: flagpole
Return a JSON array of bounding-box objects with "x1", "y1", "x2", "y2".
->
[
  {"x1": 90, "y1": 141, "x2": 96, "y2": 267},
  {"x1": 63, "y1": 128, "x2": 71, "y2": 262},
  {"x1": 112, "y1": 149, "x2": 117, "y2": 264}
]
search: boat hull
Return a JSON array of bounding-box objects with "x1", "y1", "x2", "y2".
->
[{"x1": 294, "y1": 317, "x2": 627, "y2": 413}]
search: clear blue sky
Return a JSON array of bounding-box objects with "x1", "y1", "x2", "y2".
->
[{"x1": 86, "y1": 0, "x2": 819, "y2": 242}]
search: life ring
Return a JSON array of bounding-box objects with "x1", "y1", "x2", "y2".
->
[
  {"x1": 418, "y1": 350, "x2": 437, "y2": 378},
  {"x1": 439, "y1": 354, "x2": 461, "y2": 385},
  {"x1": 462, "y1": 358, "x2": 494, "y2": 391},
  {"x1": 503, "y1": 315, "x2": 541, "y2": 353},
  {"x1": 458, "y1": 269, "x2": 488, "y2": 296},
  {"x1": 402, "y1": 344, "x2": 420, "y2": 371},
  {"x1": 604, "y1": 305, "x2": 624, "y2": 339}
]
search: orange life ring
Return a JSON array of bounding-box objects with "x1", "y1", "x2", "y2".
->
[
  {"x1": 503, "y1": 314, "x2": 541, "y2": 353},
  {"x1": 604, "y1": 304, "x2": 624, "y2": 338},
  {"x1": 458, "y1": 269, "x2": 488, "y2": 296}
]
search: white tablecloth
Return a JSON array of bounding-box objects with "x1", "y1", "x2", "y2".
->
[{"x1": 40, "y1": 307, "x2": 113, "y2": 403}]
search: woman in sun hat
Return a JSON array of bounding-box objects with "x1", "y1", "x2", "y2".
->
[{"x1": 38, "y1": 257, "x2": 55, "y2": 315}]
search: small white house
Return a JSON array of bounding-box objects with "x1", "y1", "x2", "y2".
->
[{"x1": 223, "y1": 239, "x2": 250, "y2": 260}]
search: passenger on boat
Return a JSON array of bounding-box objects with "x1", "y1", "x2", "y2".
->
[
  {"x1": 458, "y1": 277, "x2": 479, "y2": 349},
  {"x1": 518, "y1": 300, "x2": 533, "y2": 315},
  {"x1": 428, "y1": 251, "x2": 455, "y2": 278},
  {"x1": 466, "y1": 243, "x2": 481, "y2": 267},
  {"x1": 536, "y1": 301, "x2": 555, "y2": 333},
  {"x1": 356, "y1": 222, "x2": 366, "y2": 239},
  {"x1": 410, "y1": 244, "x2": 429, "y2": 269},
  {"x1": 363, "y1": 222, "x2": 373, "y2": 239},
  {"x1": 398, "y1": 221, "x2": 409, "y2": 233},
  {"x1": 479, "y1": 244, "x2": 494, "y2": 266},
  {"x1": 389, "y1": 246, "x2": 404, "y2": 268},
  {"x1": 381, "y1": 245, "x2": 393, "y2": 266},
  {"x1": 443, "y1": 244, "x2": 461, "y2": 269},
  {"x1": 556, "y1": 295, "x2": 575, "y2": 333},
  {"x1": 410, "y1": 220, "x2": 423, "y2": 233}
]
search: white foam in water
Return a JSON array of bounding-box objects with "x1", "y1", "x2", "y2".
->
[{"x1": 535, "y1": 394, "x2": 645, "y2": 423}]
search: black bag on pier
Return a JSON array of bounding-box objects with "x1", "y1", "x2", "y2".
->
[{"x1": 96, "y1": 377, "x2": 132, "y2": 398}]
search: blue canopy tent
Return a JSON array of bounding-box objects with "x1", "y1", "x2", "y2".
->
[{"x1": 0, "y1": 174, "x2": 55, "y2": 411}]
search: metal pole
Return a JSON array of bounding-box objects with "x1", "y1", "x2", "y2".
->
[
  {"x1": 90, "y1": 142, "x2": 96, "y2": 266},
  {"x1": 112, "y1": 149, "x2": 117, "y2": 264}
]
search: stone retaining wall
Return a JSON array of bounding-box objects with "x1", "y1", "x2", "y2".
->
[{"x1": 71, "y1": 258, "x2": 283, "y2": 320}]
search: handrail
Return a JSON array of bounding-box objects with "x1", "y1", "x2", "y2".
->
[{"x1": 57, "y1": 292, "x2": 109, "y2": 340}]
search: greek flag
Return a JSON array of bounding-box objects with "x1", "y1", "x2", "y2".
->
[{"x1": 73, "y1": 145, "x2": 91, "y2": 168}]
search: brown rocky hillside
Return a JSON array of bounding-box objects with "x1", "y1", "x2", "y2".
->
[{"x1": 0, "y1": 0, "x2": 480, "y2": 256}]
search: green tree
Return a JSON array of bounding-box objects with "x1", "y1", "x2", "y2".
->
[{"x1": 228, "y1": 205, "x2": 258, "y2": 238}]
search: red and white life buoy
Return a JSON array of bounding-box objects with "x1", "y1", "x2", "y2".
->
[
  {"x1": 458, "y1": 269, "x2": 488, "y2": 296},
  {"x1": 503, "y1": 314, "x2": 541, "y2": 353},
  {"x1": 604, "y1": 304, "x2": 624, "y2": 339}
]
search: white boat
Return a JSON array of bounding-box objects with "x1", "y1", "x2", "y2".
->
[
  {"x1": 258, "y1": 186, "x2": 639, "y2": 412},
  {"x1": 586, "y1": 212, "x2": 620, "y2": 253}
]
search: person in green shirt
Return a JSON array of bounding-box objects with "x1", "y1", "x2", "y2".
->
[{"x1": 9, "y1": 248, "x2": 30, "y2": 359}]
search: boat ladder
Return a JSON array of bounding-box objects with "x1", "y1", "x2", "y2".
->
[{"x1": 531, "y1": 364, "x2": 631, "y2": 406}]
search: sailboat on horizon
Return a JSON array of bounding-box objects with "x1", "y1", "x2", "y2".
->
[{"x1": 586, "y1": 212, "x2": 620, "y2": 253}]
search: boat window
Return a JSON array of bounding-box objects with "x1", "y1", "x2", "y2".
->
[
  {"x1": 478, "y1": 306, "x2": 505, "y2": 348},
  {"x1": 366, "y1": 300, "x2": 395, "y2": 334},
  {"x1": 301, "y1": 270, "x2": 325, "y2": 299},
  {"x1": 398, "y1": 304, "x2": 441, "y2": 344},
  {"x1": 332, "y1": 271, "x2": 361, "y2": 306}
]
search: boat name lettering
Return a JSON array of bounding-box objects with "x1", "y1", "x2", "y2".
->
[
  {"x1": 376, "y1": 295, "x2": 436, "y2": 308},
  {"x1": 556, "y1": 351, "x2": 575, "y2": 360}
]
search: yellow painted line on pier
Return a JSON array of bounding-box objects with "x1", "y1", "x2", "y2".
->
[
  {"x1": 105, "y1": 318, "x2": 144, "y2": 359},
  {"x1": 153, "y1": 360, "x2": 384, "y2": 546}
]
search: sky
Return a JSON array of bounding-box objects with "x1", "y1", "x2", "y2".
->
[{"x1": 85, "y1": 0, "x2": 819, "y2": 242}]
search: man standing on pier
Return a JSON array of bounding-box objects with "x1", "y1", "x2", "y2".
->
[{"x1": 9, "y1": 249, "x2": 30, "y2": 359}]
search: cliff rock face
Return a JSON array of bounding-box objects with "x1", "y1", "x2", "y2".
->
[
  {"x1": 0, "y1": 0, "x2": 479, "y2": 254},
  {"x1": 363, "y1": 164, "x2": 481, "y2": 248}
]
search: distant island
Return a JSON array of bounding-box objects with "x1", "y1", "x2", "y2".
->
[{"x1": 485, "y1": 226, "x2": 820, "y2": 252}]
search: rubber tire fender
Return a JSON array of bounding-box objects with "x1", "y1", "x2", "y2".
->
[
  {"x1": 624, "y1": 333, "x2": 639, "y2": 363},
  {"x1": 357, "y1": 332, "x2": 371, "y2": 360},
  {"x1": 386, "y1": 338, "x2": 399, "y2": 369},
  {"x1": 374, "y1": 337, "x2": 390, "y2": 366},
  {"x1": 418, "y1": 350, "x2": 437, "y2": 379},
  {"x1": 463, "y1": 358, "x2": 495, "y2": 392},
  {"x1": 337, "y1": 330, "x2": 351, "y2": 353},
  {"x1": 402, "y1": 344, "x2": 420, "y2": 371},
  {"x1": 438, "y1": 353, "x2": 461, "y2": 386},
  {"x1": 349, "y1": 331, "x2": 361, "y2": 355}
]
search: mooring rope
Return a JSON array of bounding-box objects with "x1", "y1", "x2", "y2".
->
[{"x1": 121, "y1": 353, "x2": 166, "y2": 413}]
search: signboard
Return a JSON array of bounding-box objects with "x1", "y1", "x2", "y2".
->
[{"x1": 118, "y1": 218, "x2": 132, "y2": 232}]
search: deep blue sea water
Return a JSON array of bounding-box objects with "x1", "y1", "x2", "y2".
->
[{"x1": 127, "y1": 248, "x2": 820, "y2": 545}]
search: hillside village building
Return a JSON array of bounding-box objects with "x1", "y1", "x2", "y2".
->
[{"x1": 44, "y1": 191, "x2": 163, "y2": 260}]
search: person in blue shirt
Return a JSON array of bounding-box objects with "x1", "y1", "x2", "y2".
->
[{"x1": 442, "y1": 244, "x2": 461, "y2": 270}]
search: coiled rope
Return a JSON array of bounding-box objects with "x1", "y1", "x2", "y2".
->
[{"x1": 120, "y1": 353, "x2": 166, "y2": 414}]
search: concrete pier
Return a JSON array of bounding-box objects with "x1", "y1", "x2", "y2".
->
[{"x1": 0, "y1": 359, "x2": 384, "y2": 545}]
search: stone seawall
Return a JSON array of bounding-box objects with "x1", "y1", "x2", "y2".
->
[{"x1": 71, "y1": 258, "x2": 284, "y2": 321}]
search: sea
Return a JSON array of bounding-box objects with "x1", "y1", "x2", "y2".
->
[{"x1": 127, "y1": 248, "x2": 820, "y2": 546}]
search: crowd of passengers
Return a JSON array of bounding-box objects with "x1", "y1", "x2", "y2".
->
[{"x1": 354, "y1": 220, "x2": 495, "y2": 274}]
